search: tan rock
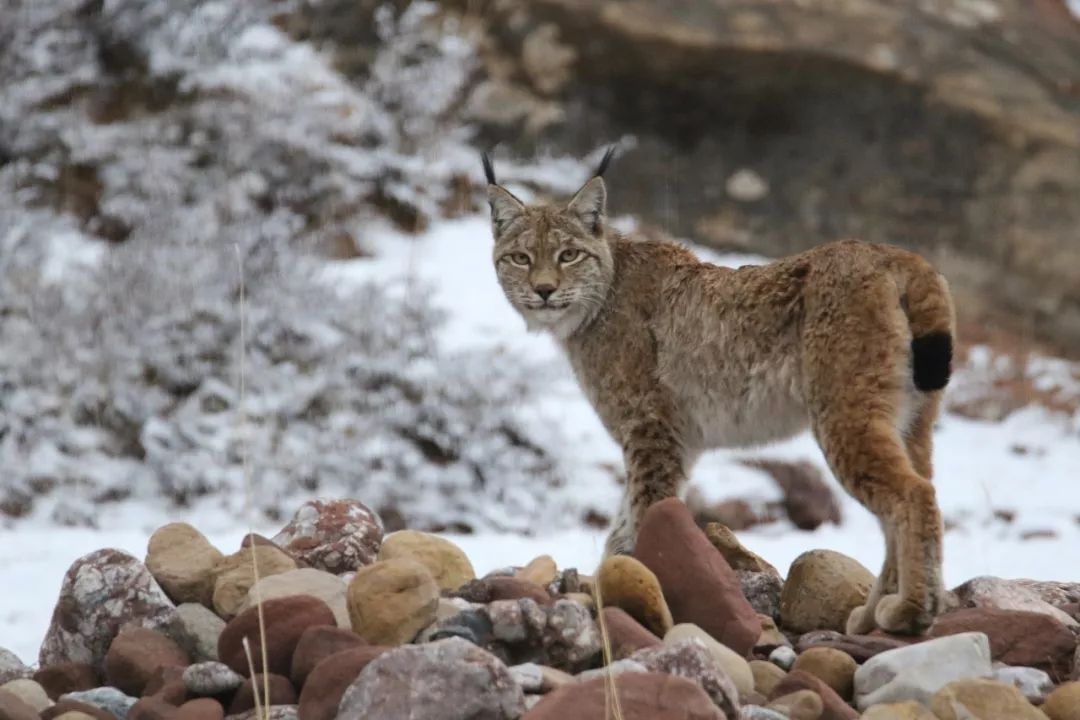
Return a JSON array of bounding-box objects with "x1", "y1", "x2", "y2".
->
[
  {"x1": 930, "y1": 678, "x2": 1049, "y2": 720},
  {"x1": 236, "y1": 567, "x2": 349, "y2": 628},
  {"x1": 751, "y1": 659, "x2": 787, "y2": 697},
  {"x1": 52, "y1": 714, "x2": 97, "y2": 720},
  {"x1": 704, "y1": 523, "x2": 779, "y2": 575},
  {"x1": 597, "y1": 555, "x2": 673, "y2": 637},
  {"x1": 1044, "y1": 681, "x2": 1080, "y2": 720},
  {"x1": 377, "y1": 530, "x2": 475, "y2": 592},
  {"x1": 563, "y1": 592, "x2": 595, "y2": 610},
  {"x1": 211, "y1": 545, "x2": 297, "y2": 619},
  {"x1": 767, "y1": 688, "x2": 824, "y2": 720},
  {"x1": 347, "y1": 558, "x2": 439, "y2": 645},
  {"x1": 756, "y1": 613, "x2": 790, "y2": 651},
  {"x1": 0, "y1": 679, "x2": 52, "y2": 712},
  {"x1": 779, "y1": 550, "x2": 874, "y2": 634},
  {"x1": 860, "y1": 701, "x2": 939, "y2": 720},
  {"x1": 664, "y1": 623, "x2": 753, "y2": 696},
  {"x1": 792, "y1": 646, "x2": 858, "y2": 700},
  {"x1": 145, "y1": 522, "x2": 224, "y2": 607},
  {"x1": 516, "y1": 555, "x2": 558, "y2": 588}
]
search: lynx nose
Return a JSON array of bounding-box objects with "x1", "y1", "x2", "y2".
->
[{"x1": 535, "y1": 285, "x2": 556, "y2": 302}]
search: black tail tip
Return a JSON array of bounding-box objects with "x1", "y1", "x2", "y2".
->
[{"x1": 912, "y1": 332, "x2": 952, "y2": 392}]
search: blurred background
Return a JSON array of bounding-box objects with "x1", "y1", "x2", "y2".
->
[{"x1": 2, "y1": 0, "x2": 1079, "y2": 661}]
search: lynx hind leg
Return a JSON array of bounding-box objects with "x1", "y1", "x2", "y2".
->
[
  {"x1": 816, "y1": 409, "x2": 944, "y2": 635},
  {"x1": 604, "y1": 493, "x2": 637, "y2": 557},
  {"x1": 903, "y1": 390, "x2": 943, "y2": 480}
]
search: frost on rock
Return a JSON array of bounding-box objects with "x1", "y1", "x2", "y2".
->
[{"x1": 0, "y1": 0, "x2": 570, "y2": 534}]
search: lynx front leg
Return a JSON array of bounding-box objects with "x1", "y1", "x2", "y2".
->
[{"x1": 604, "y1": 420, "x2": 687, "y2": 557}]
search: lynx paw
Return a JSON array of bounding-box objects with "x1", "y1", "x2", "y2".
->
[
  {"x1": 872, "y1": 593, "x2": 937, "y2": 635},
  {"x1": 845, "y1": 603, "x2": 878, "y2": 635}
]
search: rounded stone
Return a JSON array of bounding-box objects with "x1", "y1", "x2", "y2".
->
[
  {"x1": 516, "y1": 556, "x2": 558, "y2": 587},
  {"x1": 346, "y1": 559, "x2": 439, "y2": 645},
  {"x1": 767, "y1": 689, "x2": 824, "y2": 720},
  {"x1": 236, "y1": 568, "x2": 349, "y2": 628},
  {"x1": 930, "y1": 678, "x2": 1047, "y2": 720},
  {"x1": 104, "y1": 626, "x2": 189, "y2": 696},
  {"x1": 779, "y1": 550, "x2": 874, "y2": 634},
  {"x1": 1043, "y1": 681, "x2": 1080, "y2": 720},
  {"x1": 377, "y1": 530, "x2": 475, "y2": 592},
  {"x1": 289, "y1": 626, "x2": 366, "y2": 689},
  {"x1": 523, "y1": 672, "x2": 724, "y2": 719},
  {"x1": 210, "y1": 546, "x2": 297, "y2": 619},
  {"x1": 272, "y1": 499, "x2": 383, "y2": 574},
  {"x1": 791, "y1": 646, "x2": 858, "y2": 700},
  {"x1": 297, "y1": 646, "x2": 391, "y2": 720},
  {"x1": 0, "y1": 679, "x2": 52, "y2": 712},
  {"x1": 664, "y1": 623, "x2": 753, "y2": 697},
  {"x1": 145, "y1": 523, "x2": 225, "y2": 607},
  {"x1": 751, "y1": 659, "x2": 787, "y2": 697},
  {"x1": 598, "y1": 555, "x2": 674, "y2": 638},
  {"x1": 227, "y1": 674, "x2": 297, "y2": 715},
  {"x1": 218, "y1": 595, "x2": 336, "y2": 677},
  {"x1": 599, "y1": 607, "x2": 661, "y2": 660}
]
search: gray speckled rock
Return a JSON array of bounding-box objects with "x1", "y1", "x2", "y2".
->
[
  {"x1": 630, "y1": 639, "x2": 740, "y2": 717},
  {"x1": 0, "y1": 648, "x2": 30, "y2": 683},
  {"x1": 38, "y1": 549, "x2": 176, "y2": 671},
  {"x1": 61, "y1": 687, "x2": 137, "y2": 719},
  {"x1": 165, "y1": 603, "x2": 226, "y2": 662},
  {"x1": 183, "y1": 661, "x2": 245, "y2": 696},
  {"x1": 225, "y1": 705, "x2": 298, "y2": 720},
  {"x1": 769, "y1": 646, "x2": 797, "y2": 670},
  {"x1": 739, "y1": 707, "x2": 790, "y2": 720},
  {"x1": 990, "y1": 665, "x2": 1054, "y2": 704},
  {"x1": 337, "y1": 637, "x2": 525, "y2": 720}
]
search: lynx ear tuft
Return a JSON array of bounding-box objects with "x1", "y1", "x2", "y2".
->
[
  {"x1": 487, "y1": 185, "x2": 524, "y2": 238},
  {"x1": 481, "y1": 151, "x2": 497, "y2": 186},
  {"x1": 594, "y1": 145, "x2": 617, "y2": 178},
  {"x1": 567, "y1": 176, "x2": 606, "y2": 236}
]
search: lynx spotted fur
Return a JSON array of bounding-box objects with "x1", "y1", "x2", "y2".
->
[{"x1": 484, "y1": 151, "x2": 955, "y2": 635}]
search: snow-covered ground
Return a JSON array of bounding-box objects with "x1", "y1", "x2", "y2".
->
[{"x1": 4, "y1": 214, "x2": 1079, "y2": 664}]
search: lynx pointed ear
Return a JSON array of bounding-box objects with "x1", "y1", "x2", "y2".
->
[
  {"x1": 567, "y1": 176, "x2": 606, "y2": 236},
  {"x1": 487, "y1": 185, "x2": 525, "y2": 238}
]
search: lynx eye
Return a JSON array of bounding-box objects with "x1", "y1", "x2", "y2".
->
[
  {"x1": 508, "y1": 252, "x2": 531, "y2": 267},
  {"x1": 558, "y1": 248, "x2": 582, "y2": 264}
]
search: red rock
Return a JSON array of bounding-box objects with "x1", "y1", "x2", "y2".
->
[
  {"x1": 290, "y1": 625, "x2": 366, "y2": 689},
  {"x1": 600, "y1": 607, "x2": 662, "y2": 660},
  {"x1": 40, "y1": 699, "x2": 116, "y2": 720},
  {"x1": 770, "y1": 670, "x2": 858, "y2": 720},
  {"x1": 271, "y1": 499, "x2": 383, "y2": 574},
  {"x1": 633, "y1": 498, "x2": 759, "y2": 656},
  {"x1": 143, "y1": 664, "x2": 187, "y2": 705},
  {"x1": 296, "y1": 646, "x2": 391, "y2": 720},
  {"x1": 127, "y1": 696, "x2": 176, "y2": 720},
  {"x1": 171, "y1": 698, "x2": 225, "y2": 720},
  {"x1": 105, "y1": 626, "x2": 190, "y2": 696},
  {"x1": 0, "y1": 690, "x2": 38, "y2": 720},
  {"x1": 795, "y1": 630, "x2": 915, "y2": 663},
  {"x1": 930, "y1": 607, "x2": 1077, "y2": 680},
  {"x1": 218, "y1": 595, "x2": 336, "y2": 677},
  {"x1": 38, "y1": 549, "x2": 176, "y2": 672},
  {"x1": 523, "y1": 672, "x2": 724, "y2": 719},
  {"x1": 33, "y1": 662, "x2": 100, "y2": 699},
  {"x1": 227, "y1": 674, "x2": 297, "y2": 715},
  {"x1": 745, "y1": 459, "x2": 841, "y2": 531},
  {"x1": 453, "y1": 577, "x2": 553, "y2": 606}
]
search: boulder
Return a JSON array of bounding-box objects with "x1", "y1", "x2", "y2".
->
[
  {"x1": 929, "y1": 678, "x2": 1048, "y2": 720},
  {"x1": 791, "y1": 647, "x2": 857, "y2": 701},
  {"x1": 598, "y1": 555, "x2": 674, "y2": 637},
  {"x1": 105, "y1": 626, "x2": 190, "y2": 696},
  {"x1": 664, "y1": 624, "x2": 753, "y2": 697},
  {"x1": 377, "y1": 530, "x2": 475, "y2": 591},
  {"x1": 271, "y1": 499, "x2": 383, "y2": 574},
  {"x1": 39, "y1": 549, "x2": 177, "y2": 671},
  {"x1": 599, "y1": 607, "x2": 661, "y2": 660},
  {"x1": 145, "y1": 523, "x2": 225, "y2": 607},
  {"x1": 337, "y1": 637, "x2": 524, "y2": 720},
  {"x1": 853, "y1": 631, "x2": 992, "y2": 710},
  {"x1": 296, "y1": 646, "x2": 391, "y2": 720},
  {"x1": 930, "y1": 607, "x2": 1077, "y2": 680},
  {"x1": 210, "y1": 546, "x2": 297, "y2": 619},
  {"x1": 779, "y1": 551, "x2": 873, "y2": 634},
  {"x1": 236, "y1": 568, "x2": 349, "y2": 628},
  {"x1": 346, "y1": 559, "x2": 439, "y2": 645},
  {"x1": 522, "y1": 672, "x2": 725, "y2": 719},
  {"x1": 218, "y1": 595, "x2": 336, "y2": 676},
  {"x1": 634, "y1": 498, "x2": 759, "y2": 656}
]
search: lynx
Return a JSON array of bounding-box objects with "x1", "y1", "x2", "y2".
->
[{"x1": 483, "y1": 150, "x2": 955, "y2": 635}]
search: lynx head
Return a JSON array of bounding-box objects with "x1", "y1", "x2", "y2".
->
[{"x1": 484, "y1": 148, "x2": 617, "y2": 339}]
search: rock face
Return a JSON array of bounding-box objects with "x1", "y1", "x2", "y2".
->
[
  {"x1": 853, "y1": 631, "x2": 992, "y2": 710},
  {"x1": 337, "y1": 637, "x2": 525, "y2": 720},
  {"x1": 634, "y1": 498, "x2": 759, "y2": 656},
  {"x1": 522, "y1": 672, "x2": 725, "y2": 719},
  {"x1": 930, "y1": 678, "x2": 1047, "y2": 720},
  {"x1": 145, "y1": 523, "x2": 225, "y2": 607},
  {"x1": 930, "y1": 607, "x2": 1077, "y2": 680},
  {"x1": 377, "y1": 531, "x2": 475, "y2": 591},
  {"x1": 39, "y1": 549, "x2": 177, "y2": 671},
  {"x1": 272, "y1": 499, "x2": 383, "y2": 574},
  {"x1": 597, "y1": 555, "x2": 674, "y2": 637},
  {"x1": 346, "y1": 559, "x2": 439, "y2": 645},
  {"x1": 452, "y1": 0, "x2": 1080, "y2": 353},
  {"x1": 779, "y1": 550, "x2": 874, "y2": 634}
]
